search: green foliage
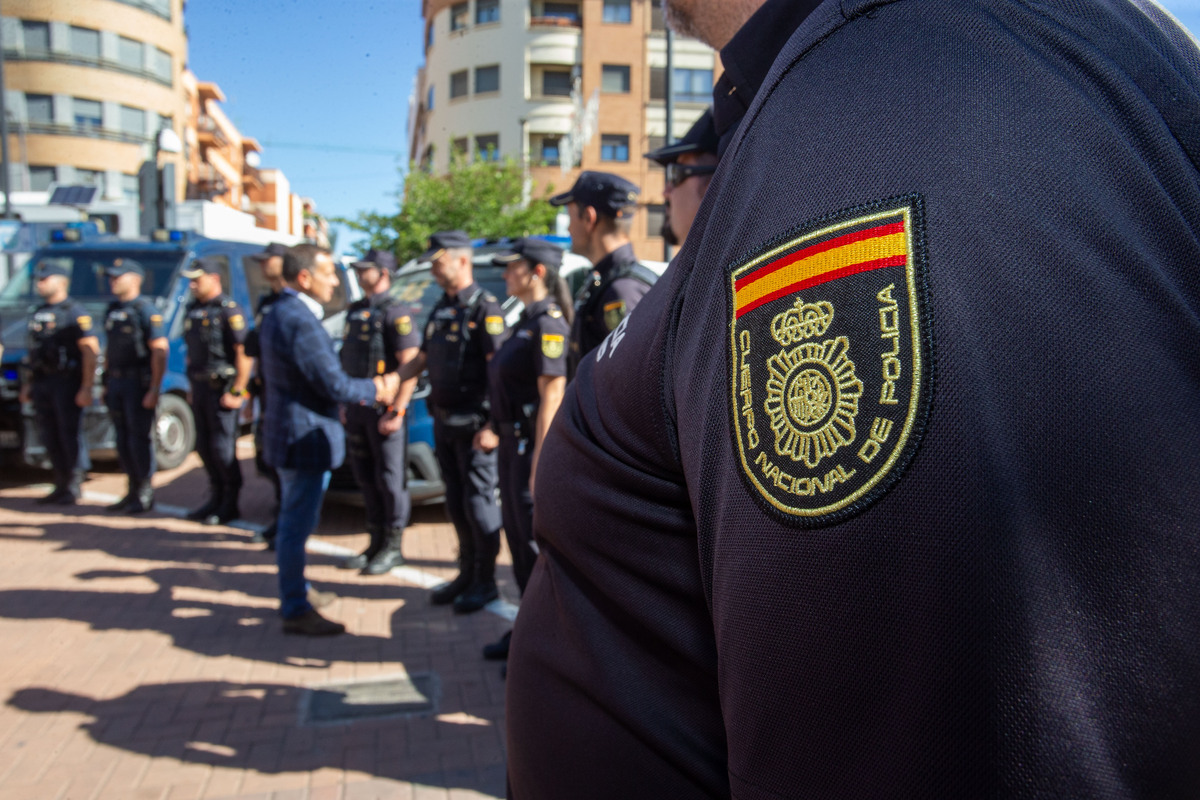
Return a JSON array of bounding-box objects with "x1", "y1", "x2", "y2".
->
[{"x1": 333, "y1": 154, "x2": 560, "y2": 263}]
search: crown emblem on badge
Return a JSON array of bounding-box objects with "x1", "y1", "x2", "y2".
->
[{"x1": 770, "y1": 298, "x2": 834, "y2": 345}]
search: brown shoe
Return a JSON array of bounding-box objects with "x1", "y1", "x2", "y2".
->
[{"x1": 282, "y1": 608, "x2": 345, "y2": 636}]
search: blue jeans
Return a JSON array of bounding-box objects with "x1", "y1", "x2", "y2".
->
[{"x1": 275, "y1": 467, "x2": 331, "y2": 619}]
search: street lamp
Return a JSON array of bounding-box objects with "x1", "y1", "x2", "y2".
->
[{"x1": 155, "y1": 127, "x2": 183, "y2": 229}]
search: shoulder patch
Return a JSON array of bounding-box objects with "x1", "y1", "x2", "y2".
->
[
  {"x1": 603, "y1": 300, "x2": 626, "y2": 331},
  {"x1": 541, "y1": 333, "x2": 565, "y2": 359},
  {"x1": 728, "y1": 195, "x2": 933, "y2": 526},
  {"x1": 485, "y1": 316, "x2": 504, "y2": 336},
  {"x1": 396, "y1": 316, "x2": 413, "y2": 336},
  {"x1": 228, "y1": 314, "x2": 245, "y2": 331},
  {"x1": 547, "y1": 306, "x2": 563, "y2": 319},
  {"x1": 77, "y1": 315, "x2": 93, "y2": 332}
]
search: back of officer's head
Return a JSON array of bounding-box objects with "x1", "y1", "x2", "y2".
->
[{"x1": 282, "y1": 243, "x2": 331, "y2": 284}]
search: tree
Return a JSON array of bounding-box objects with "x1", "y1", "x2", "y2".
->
[{"x1": 334, "y1": 154, "x2": 561, "y2": 262}]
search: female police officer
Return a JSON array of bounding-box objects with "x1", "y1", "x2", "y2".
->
[{"x1": 474, "y1": 238, "x2": 571, "y2": 663}]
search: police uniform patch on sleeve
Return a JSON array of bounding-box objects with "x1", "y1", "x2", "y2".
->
[
  {"x1": 229, "y1": 314, "x2": 245, "y2": 331},
  {"x1": 396, "y1": 316, "x2": 412, "y2": 335},
  {"x1": 728, "y1": 195, "x2": 933, "y2": 526},
  {"x1": 603, "y1": 300, "x2": 626, "y2": 331},
  {"x1": 541, "y1": 333, "x2": 565, "y2": 359},
  {"x1": 150, "y1": 315, "x2": 162, "y2": 325},
  {"x1": 485, "y1": 316, "x2": 504, "y2": 335},
  {"x1": 77, "y1": 315, "x2": 92, "y2": 332}
]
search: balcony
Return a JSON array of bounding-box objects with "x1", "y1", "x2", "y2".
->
[
  {"x1": 3, "y1": 49, "x2": 172, "y2": 87},
  {"x1": 196, "y1": 115, "x2": 230, "y2": 148},
  {"x1": 21, "y1": 121, "x2": 150, "y2": 145},
  {"x1": 189, "y1": 164, "x2": 230, "y2": 200}
]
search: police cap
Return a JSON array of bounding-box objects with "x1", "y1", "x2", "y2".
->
[
  {"x1": 181, "y1": 256, "x2": 224, "y2": 279},
  {"x1": 548, "y1": 171, "x2": 640, "y2": 218},
  {"x1": 249, "y1": 242, "x2": 289, "y2": 262},
  {"x1": 351, "y1": 248, "x2": 398, "y2": 273},
  {"x1": 105, "y1": 257, "x2": 145, "y2": 278},
  {"x1": 35, "y1": 261, "x2": 70, "y2": 279},
  {"x1": 419, "y1": 230, "x2": 472, "y2": 262},
  {"x1": 492, "y1": 238, "x2": 564, "y2": 271},
  {"x1": 644, "y1": 108, "x2": 719, "y2": 165}
]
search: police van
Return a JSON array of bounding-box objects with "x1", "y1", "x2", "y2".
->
[{"x1": 0, "y1": 230, "x2": 357, "y2": 471}]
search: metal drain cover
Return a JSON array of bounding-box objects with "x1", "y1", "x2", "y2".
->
[{"x1": 301, "y1": 672, "x2": 439, "y2": 724}]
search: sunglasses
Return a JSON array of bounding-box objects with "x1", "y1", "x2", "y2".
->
[{"x1": 665, "y1": 162, "x2": 718, "y2": 187}]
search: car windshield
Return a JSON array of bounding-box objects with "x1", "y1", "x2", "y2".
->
[
  {"x1": 0, "y1": 249, "x2": 184, "y2": 303},
  {"x1": 387, "y1": 264, "x2": 511, "y2": 330}
]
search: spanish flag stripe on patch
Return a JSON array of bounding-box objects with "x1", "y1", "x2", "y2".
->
[{"x1": 734, "y1": 225, "x2": 908, "y2": 318}]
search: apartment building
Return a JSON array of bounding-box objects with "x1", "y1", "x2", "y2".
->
[{"x1": 408, "y1": 0, "x2": 717, "y2": 255}]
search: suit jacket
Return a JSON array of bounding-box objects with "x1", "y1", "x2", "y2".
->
[{"x1": 259, "y1": 290, "x2": 375, "y2": 471}]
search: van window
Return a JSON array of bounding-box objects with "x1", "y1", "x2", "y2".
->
[
  {"x1": 0, "y1": 250, "x2": 185, "y2": 301},
  {"x1": 243, "y1": 254, "x2": 271, "y2": 309}
]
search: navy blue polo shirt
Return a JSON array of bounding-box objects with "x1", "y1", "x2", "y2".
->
[
  {"x1": 568, "y1": 243, "x2": 652, "y2": 371},
  {"x1": 506, "y1": 0, "x2": 1200, "y2": 797},
  {"x1": 487, "y1": 297, "x2": 569, "y2": 426},
  {"x1": 104, "y1": 296, "x2": 165, "y2": 370}
]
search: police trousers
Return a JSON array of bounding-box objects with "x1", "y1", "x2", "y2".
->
[
  {"x1": 498, "y1": 432, "x2": 536, "y2": 595},
  {"x1": 433, "y1": 419, "x2": 502, "y2": 556},
  {"x1": 108, "y1": 375, "x2": 155, "y2": 484},
  {"x1": 191, "y1": 382, "x2": 242, "y2": 495},
  {"x1": 32, "y1": 373, "x2": 91, "y2": 481},
  {"x1": 344, "y1": 403, "x2": 410, "y2": 531}
]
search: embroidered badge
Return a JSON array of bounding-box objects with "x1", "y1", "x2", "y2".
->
[
  {"x1": 603, "y1": 300, "x2": 626, "y2": 331},
  {"x1": 229, "y1": 314, "x2": 245, "y2": 331},
  {"x1": 150, "y1": 315, "x2": 162, "y2": 326},
  {"x1": 542, "y1": 333, "x2": 565, "y2": 359},
  {"x1": 77, "y1": 315, "x2": 93, "y2": 332},
  {"x1": 729, "y1": 196, "x2": 932, "y2": 526},
  {"x1": 485, "y1": 316, "x2": 504, "y2": 335},
  {"x1": 397, "y1": 316, "x2": 412, "y2": 335}
]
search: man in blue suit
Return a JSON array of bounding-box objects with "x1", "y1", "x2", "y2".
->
[{"x1": 259, "y1": 243, "x2": 398, "y2": 636}]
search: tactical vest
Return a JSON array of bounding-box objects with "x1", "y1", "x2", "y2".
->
[
  {"x1": 104, "y1": 297, "x2": 153, "y2": 370},
  {"x1": 574, "y1": 261, "x2": 658, "y2": 326},
  {"x1": 184, "y1": 296, "x2": 237, "y2": 373},
  {"x1": 25, "y1": 299, "x2": 86, "y2": 375},
  {"x1": 340, "y1": 296, "x2": 398, "y2": 378},
  {"x1": 426, "y1": 287, "x2": 489, "y2": 410}
]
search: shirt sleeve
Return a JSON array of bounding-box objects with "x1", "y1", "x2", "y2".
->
[
  {"x1": 479, "y1": 296, "x2": 508, "y2": 356},
  {"x1": 386, "y1": 305, "x2": 422, "y2": 354},
  {"x1": 534, "y1": 315, "x2": 570, "y2": 378},
  {"x1": 142, "y1": 302, "x2": 166, "y2": 341},
  {"x1": 599, "y1": 278, "x2": 652, "y2": 332},
  {"x1": 223, "y1": 302, "x2": 249, "y2": 349},
  {"x1": 71, "y1": 306, "x2": 96, "y2": 341}
]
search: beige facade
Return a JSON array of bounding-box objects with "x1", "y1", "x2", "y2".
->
[
  {"x1": 1, "y1": 0, "x2": 188, "y2": 216},
  {"x1": 410, "y1": 0, "x2": 718, "y2": 256}
]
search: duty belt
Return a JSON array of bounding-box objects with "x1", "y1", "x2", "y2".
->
[
  {"x1": 497, "y1": 420, "x2": 531, "y2": 438},
  {"x1": 106, "y1": 367, "x2": 148, "y2": 380},
  {"x1": 431, "y1": 405, "x2": 486, "y2": 426}
]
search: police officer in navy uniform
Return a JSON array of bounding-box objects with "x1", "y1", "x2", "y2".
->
[
  {"x1": 472, "y1": 238, "x2": 571, "y2": 664},
  {"x1": 19, "y1": 261, "x2": 100, "y2": 504},
  {"x1": 182, "y1": 256, "x2": 251, "y2": 526},
  {"x1": 506, "y1": 0, "x2": 1200, "y2": 797},
  {"x1": 245, "y1": 242, "x2": 289, "y2": 547},
  {"x1": 548, "y1": 171, "x2": 655, "y2": 375},
  {"x1": 102, "y1": 258, "x2": 167, "y2": 514},
  {"x1": 338, "y1": 248, "x2": 421, "y2": 575},
  {"x1": 393, "y1": 231, "x2": 507, "y2": 613},
  {"x1": 644, "y1": 108, "x2": 720, "y2": 248}
]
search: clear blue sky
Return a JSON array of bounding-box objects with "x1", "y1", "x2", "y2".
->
[{"x1": 185, "y1": 0, "x2": 1200, "y2": 256}]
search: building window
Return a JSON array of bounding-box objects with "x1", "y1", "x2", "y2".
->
[
  {"x1": 76, "y1": 169, "x2": 103, "y2": 189},
  {"x1": 542, "y1": 69, "x2": 573, "y2": 97},
  {"x1": 450, "y1": 70, "x2": 469, "y2": 99},
  {"x1": 73, "y1": 98, "x2": 103, "y2": 131},
  {"x1": 646, "y1": 204, "x2": 666, "y2": 237},
  {"x1": 426, "y1": 22, "x2": 434, "y2": 48},
  {"x1": 646, "y1": 134, "x2": 665, "y2": 153},
  {"x1": 603, "y1": 0, "x2": 632, "y2": 23},
  {"x1": 650, "y1": 0, "x2": 666, "y2": 31},
  {"x1": 602, "y1": 64, "x2": 630, "y2": 93},
  {"x1": 475, "y1": 134, "x2": 500, "y2": 161},
  {"x1": 151, "y1": 48, "x2": 172, "y2": 83},
  {"x1": 477, "y1": 0, "x2": 500, "y2": 24},
  {"x1": 450, "y1": 2, "x2": 470, "y2": 31},
  {"x1": 600, "y1": 134, "x2": 629, "y2": 162},
  {"x1": 650, "y1": 67, "x2": 666, "y2": 101},
  {"x1": 29, "y1": 166, "x2": 56, "y2": 192},
  {"x1": 476, "y1": 64, "x2": 500, "y2": 94},
  {"x1": 22, "y1": 21, "x2": 50, "y2": 53},
  {"x1": 427, "y1": 85, "x2": 435, "y2": 110},
  {"x1": 70, "y1": 26, "x2": 101, "y2": 60},
  {"x1": 25, "y1": 94, "x2": 53, "y2": 125},
  {"x1": 117, "y1": 36, "x2": 143, "y2": 70},
  {"x1": 421, "y1": 145, "x2": 435, "y2": 172},
  {"x1": 537, "y1": 135, "x2": 562, "y2": 166},
  {"x1": 541, "y1": 2, "x2": 582, "y2": 24},
  {"x1": 120, "y1": 105, "x2": 146, "y2": 137},
  {"x1": 112, "y1": 0, "x2": 171, "y2": 20},
  {"x1": 452, "y1": 137, "x2": 469, "y2": 158},
  {"x1": 674, "y1": 68, "x2": 714, "y2": 103},
  {"x1": 121, "y1": 173, "x2": 140, "y2": 200}
]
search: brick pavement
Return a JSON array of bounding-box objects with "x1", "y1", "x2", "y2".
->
[{"x1": 0, "y1": 441, "x2": 517, "y2": 799}]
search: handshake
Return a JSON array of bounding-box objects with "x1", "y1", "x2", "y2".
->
[{"x1": 372, "y1": 372, "x2": 400, "y2": 405}]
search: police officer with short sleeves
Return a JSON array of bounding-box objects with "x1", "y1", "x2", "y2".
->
[
  {"x1": 338, "y1": 248, "x2": 421, "y2": 575},
  {"x1": 548, "y1": 171, "x2": 656, "y2": 376},
  {"x1": 19, "y1": 261, "x2": 100, "y2": 504},
  {"x1": 474, "y1": 238, "x2": 571, "y2": 663},
  {"x1": 102, "y1": 258, "x2": 167, "y2": 514},
  {"x1": 181, "y1": 256, "x2": 251, "y2": 526},
  {"x1": 394, "y1": 231, "x2": 506, "y2": 613}
]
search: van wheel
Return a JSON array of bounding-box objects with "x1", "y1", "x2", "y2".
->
[{"x1": 155, "y1": 393, "x2": 195, "y2": 471}]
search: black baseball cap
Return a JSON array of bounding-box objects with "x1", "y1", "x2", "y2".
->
[
  {"x1": 105, "y1": 257, "x2": 145, "y2": 278},
  {"x1": 419, "y1": 230, "x2": 473, "y2": 262},
  {"x1": 35, "y1": 261, "x2": 70, "y2": 279},
  {"x1": 181, "y1": 256, "x2": 224, "y2": 279},
  {"x1": 548, "y1": 171, "x2": 640, "y2": 218},
  {"x1": 491, "y1": 238, "x2": 564, "y2": 271},
  {"x1": 249, "y1": 242, "x2": 289, "y2": 261},
  {"x1": 351, "y1": 248, "x2": 398, "y2": 273},
  {"x1": 644, "y1": 108, "x2": 719, "y2": 165}
]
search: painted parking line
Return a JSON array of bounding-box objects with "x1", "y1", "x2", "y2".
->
[{"x1": 80, "y1": 488, "x2": 519, "y2": 623}]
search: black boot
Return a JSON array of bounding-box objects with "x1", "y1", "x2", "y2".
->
[
  {"x1": 454, "y1": 535, "x2": 500, "y2": 614},
  {"x1": 363, "y1": 526, "x2": 406, "y2": 575},
  {"x1": 186, "y1": 489, "x2": 222, "y2": 522},
  {"x1": 203, "y1": 490, "x2": 239, "y2": 526},
  {"x1": 51, "y1": 470, "x2": 85, "y2": 505},
  {"x1": 125, "y1": 481, "x2": 154, "y2": 514},
  {"x1": 108, "y1": 479, "x2": 136, "y2": 512},
  {"x1": 431, "y1": 535, "x2": 476, "y2": 605},
  {"x1": 341, "y1": 525, "x2": 383, "y2": 570},
  {"x1": 251, "y1": 519, "x2": 276, "y2": 545},
  {"x1": 37, "y1": 472, "x2": 68, "y2": 505}
]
